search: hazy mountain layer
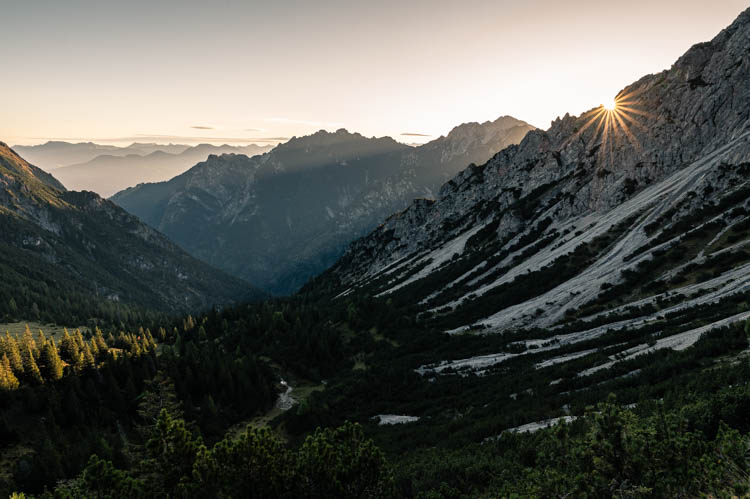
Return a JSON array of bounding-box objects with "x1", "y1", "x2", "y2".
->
[
  {"x1": 112, "y1": 119, "x2": 534, "y2": 294},
  {"x1": 13, "y1": 142, "x2": 273, "y2": 197},
  {"x1": 13, "y1": 141, "x2": 190, "y2": 170},
  {"x1": 56, "y1": 143, "x2": 273, "y2": 197}
]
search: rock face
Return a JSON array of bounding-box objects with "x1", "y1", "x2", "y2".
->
[
  {"x1": 0, "y1": 141, "x2": 263, "y2": 321},
  {"x1": 112, "y1": 119, "x2": 534, "y2": 294},
  {"x1": 313, "y1": 8, "x2": 750, "y2": 375}
]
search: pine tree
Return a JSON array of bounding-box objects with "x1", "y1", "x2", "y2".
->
[
  {"x1": 74, "y1": 329, "x2": 85, "y2": 351},
  {"x1": 145, "y1": 329, "x2": 157, "y2": 351},
  {"x1": 146, "y1": 409, "x2": 202, "y2": 496},
  {"x1": 94, "y1": 327, "x2": 108, "y2": 354},
  {"x1": 82, "y1": 343, "x2": 95, "y2": 370},
  {"x1": 22, "y1": 343, "x2": 43, "y2": 384},
  {"x1": 0, "y1": 353, "x2": 19, "y2": 391},
  {"x1": 40, "y1": 339, "x2": 64, "y2": 381},
  {"x1": 3, "y1": 333, "x2": 23, "y2": 374},
  {"x1": 20, "y1": 326, "x2": 36, "y2": 358},
  {"x1": 60, "y1": 329, "x2": 80, "y2": 364},
  {"x1": 37, "y1": 330, "x2": 48, "y2": 351},
  {"x1": 90, "y1": 338, "x2": 100, "y2": 359}
]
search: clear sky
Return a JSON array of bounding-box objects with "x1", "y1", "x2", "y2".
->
[{"x1": 2, "y1": 0, "x2": 748, "y2": 146}]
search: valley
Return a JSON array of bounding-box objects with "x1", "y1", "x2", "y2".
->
[{"x1": 2, "y1": 3, "x2": 750, "y2": 498}]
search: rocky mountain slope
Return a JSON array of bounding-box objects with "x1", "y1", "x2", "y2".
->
[
  {"x1": 316, "y1": 7, "x2": 750, "y2": 378},
  {"x1": 112, "y1": 118, "x2": 533, "y2": 294},
  {"x1": 0, "y1": 142, "x2": 263, "y2": 323}
]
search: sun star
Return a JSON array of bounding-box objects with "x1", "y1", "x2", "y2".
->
[{"x1": 603, "y1": 98, "x2": 618, "y2": 111}]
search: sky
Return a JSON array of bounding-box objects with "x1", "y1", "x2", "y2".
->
[{"x1": 1, "y1": 0, "x2": 748, "y2": 147}]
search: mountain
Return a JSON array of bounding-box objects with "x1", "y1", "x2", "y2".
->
[
  {"x1": 52, "y1": 143, "x2": 274, "y2": 197},
  {"x1": 0, "y1": 141, "x2": 263, "y2": 324},
  {"x1": 12, "y1": 141, "x2": 127, "y2": 170},
  {"x1": 112, "y1": 118, "x2": 534, "y2": 294},
  {"x1": 11, "y1": 141, "x2": 198, "y2": 170},
  {"x1": 314, "y1": 6, "x2": 750, "y2": 376}
]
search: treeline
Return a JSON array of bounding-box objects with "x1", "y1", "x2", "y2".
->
[{"x1": 0, "y1": 326, "x2": 155, "y2": 391}]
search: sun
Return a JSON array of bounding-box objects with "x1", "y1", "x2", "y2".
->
[{"x1": 564, "y1": 88, "x2": 653, "y2": 167}]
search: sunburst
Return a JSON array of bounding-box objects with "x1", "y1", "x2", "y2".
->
[{"x1": 566, "y1": 89, "x2": 653, "y2": 168}]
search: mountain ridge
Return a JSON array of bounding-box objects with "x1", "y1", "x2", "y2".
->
[{"x1": 112, "y1": 118, "x2": 535, "y2": 294}]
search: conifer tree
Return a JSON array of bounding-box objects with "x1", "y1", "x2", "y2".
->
[
  {"x1": 40, "y1": 340, "x2": 64, "y2": 381},
  {"x1": 82, "y1": 343, "x2": 96, "y2": 370},
  {"x1": 60, "y1": 329, "x2": 80, "y2": 364},
  {"x1": 94, "y1": 327, "x2": 108, "y2": 354},
  {"x1": 90, "y1": 338, "x2": 100, "y2": 359},
  {"x1": 37, "y1": 330, "x2": 47, "y2": 350},
  {"x1": 22, "y1": 343, "x2": 43, "y2": 384},
  {"x1": 145, "y1": 329, "x2": 156, "y2": 350},
  {"x1": 74, "y1": 329, "x2": 85, "y2": 351},
  {"x1": 0, "y1": 353, "x2": 19, "y2": 391},
  {"x1": 21, "y1": 326, "x2": 36, "y2": 358},
  {"x1": 3, "y1": 332, "x2": 23, "y2": 374}
]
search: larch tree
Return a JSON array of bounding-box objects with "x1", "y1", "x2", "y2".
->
[
  {"x1": 41, "y1": 339, "x2": 64, "y2": 381},
  {"x1": 22, "y1": 343, "x2": 43, "y2": 384},
  {"x1": 4, "y1": 333, "x2": 23, "y2": 374},
  {"x1": 0, "y1": 353, "x2": 19, "y2": 391}
]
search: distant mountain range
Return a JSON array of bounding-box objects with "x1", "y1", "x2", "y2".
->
[
  {"x1": 13, "y1": 142, "x2": 274, "y2": 197},
  {"x1": 13, "y1": 141, "x2": 191, "y2": 170},
  {"x1": 112, "y1": 117, "x2": 534, "y2": 294},
  {"x1": 0, "y1": 141, "x2": 263, "y2": 324}
]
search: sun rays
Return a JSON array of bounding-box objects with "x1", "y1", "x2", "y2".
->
[{"x1": 566, "y1": 89, "x2": 653, "y2": 168}]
